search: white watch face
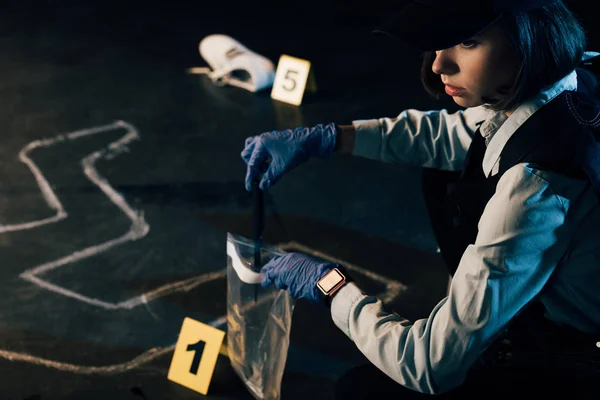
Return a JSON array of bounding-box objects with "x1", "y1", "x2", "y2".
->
[{"x1": 318, "y1": 269, "x2": 344, "y2": 293}]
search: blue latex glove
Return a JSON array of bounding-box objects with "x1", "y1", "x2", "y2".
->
[
  {"x1": 241, "y1": 123, "x2": 338, "y2": 191},
  {"x1": 261, "y1": 252, "x2": 337, "y2": 307}
]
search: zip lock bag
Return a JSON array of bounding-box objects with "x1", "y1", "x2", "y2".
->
[{"x1": 226, "y1": 233, "x2": 296, "y2": 400}]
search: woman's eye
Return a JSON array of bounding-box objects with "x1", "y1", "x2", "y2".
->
[{"x1": 461, "y1": 40, "x2": 477, "y2": 48}]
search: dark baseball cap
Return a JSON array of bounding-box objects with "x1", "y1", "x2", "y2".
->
[{"x1": 372, "y1": 0, "x2": 562, "y2": 51}]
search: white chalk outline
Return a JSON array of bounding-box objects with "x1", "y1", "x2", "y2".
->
[
  {"x1": 0, "y1": 315, "x2": 228, "y2": 375},
  {"x1": 17, "y1": 121, "x2": 149, "y2": 308},
  {"x1": 0, "y1": 120, "x2": 233, "y2": 373},
  {"x1": 13, "y1": 120, "x2": 220, "y2": 310},
  {"x1": 0, "y1": 120, "x2": 408, "y2": 374}
]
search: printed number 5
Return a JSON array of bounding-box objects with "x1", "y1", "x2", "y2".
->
[
  {"x1": 283, "y1": 69, "x2": 298, "y2": 91},
  {"x1": 187, "y1": 339, "x2": 206, "y2": 375}
]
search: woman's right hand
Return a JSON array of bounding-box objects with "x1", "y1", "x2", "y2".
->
[{"x1": 241, "y1": 122, "x2": 338, "y2": 191}]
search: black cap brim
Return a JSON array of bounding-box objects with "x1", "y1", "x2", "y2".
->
[{"x1": 372, "y1": 0, "x2": 503, "y2": 51}]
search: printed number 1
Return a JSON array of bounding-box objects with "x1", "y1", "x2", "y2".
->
[
  {"x1": 283, "y1": 69, "x2": 298, "y2": 91},
  {"x1": 187, "y1": 339, "x2": 206, "y2": 375}
]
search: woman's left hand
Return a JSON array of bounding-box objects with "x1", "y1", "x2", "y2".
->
[{"x1": 261, "y1": 252, "x2": 336, "y2": 307}]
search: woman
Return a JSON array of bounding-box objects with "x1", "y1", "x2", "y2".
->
[{"x1": 241, "y1": 0, "x2": 600, "y2": 397}]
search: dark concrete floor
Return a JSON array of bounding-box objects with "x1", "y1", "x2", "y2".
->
[{"x1": 0, "y1": 1, "x2": 597, "y2": 399}]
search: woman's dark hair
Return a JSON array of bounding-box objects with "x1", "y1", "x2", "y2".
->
[{"x1": 420, "y1": 1, "x2": 588, "y2": 111}]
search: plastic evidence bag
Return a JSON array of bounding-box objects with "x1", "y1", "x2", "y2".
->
[{"x1": 226, "y1": 232, "x2": 296, "y2": 400}]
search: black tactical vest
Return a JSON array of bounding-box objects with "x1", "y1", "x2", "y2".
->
[{"x1": 432, "y1": 55, "x2": 600, "y2": 276}]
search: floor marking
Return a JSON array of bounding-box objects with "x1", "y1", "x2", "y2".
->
[
  {"x1": 0, "y1": 121, "x2": 233, "y2": 372},
  {"x1": 12, "y1": 121, "x2": 222, "y2": 311},
  {"x1": 0, "y1": 316, "x2": 227, "y2": 374},
  {"x1": 0, "y1": 121, "x2": 410, "y2": 374}
]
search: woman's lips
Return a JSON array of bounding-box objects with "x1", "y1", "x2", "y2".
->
[{"x1": 445, "y1": 84, "x2": 465, "y2": 96}]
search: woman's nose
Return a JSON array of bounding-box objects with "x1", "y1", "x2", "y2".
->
[{"x1": 432, "y1": 49, "x2": 458, "y2": 75}]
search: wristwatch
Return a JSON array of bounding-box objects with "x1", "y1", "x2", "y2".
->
[{"x1": 317, "y1": 266, "x2": 351, "y2": 306}]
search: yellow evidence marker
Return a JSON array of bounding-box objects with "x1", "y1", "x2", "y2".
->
[
  {"x1": 271, "y1": 54, "x2": 317, "y2": 106},
  {"x1": 167, "y1": 317, "x2": 226, "y2": 395}
]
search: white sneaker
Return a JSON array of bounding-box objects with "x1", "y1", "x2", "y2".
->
[{"x1": 198, "y1": 34, "x2": 275, "y2": 93}]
